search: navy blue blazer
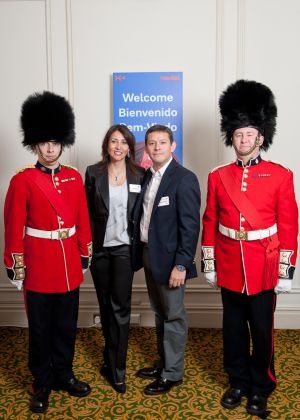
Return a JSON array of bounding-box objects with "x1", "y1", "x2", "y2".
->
[{"x1": 131, "y1": 159, "x2": 201, "y2": 284}]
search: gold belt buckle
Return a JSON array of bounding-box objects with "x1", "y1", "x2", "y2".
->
[
  {"x1": 235, "y1": 230, "x2": 248, "y2": 241},
  {"x1": 58, "y1": 229, "x2": 70, "y2": 239}
]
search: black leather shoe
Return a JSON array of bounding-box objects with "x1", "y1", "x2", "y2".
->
[
  {"x1": 136, "y1": 366, "x2": 162, "y2": 379},
  {"x1": 100, "y1": 365, "x2": 126, "y2": 394},
  {"x1": 54, "y1": 377, "x2": 91, "y2": 397},
  {"x1": 30, "y1": 387, "x2": 51, "y2": 413},
  {"x1": 112, "y1": 382, "x2": 126, "y2": 394},
  {"x1": 246, "y1": 395, "x2": 268, "y2": 417},
  {"x1": 144, "y1": 378, "x2": 182, "y2": 395},
  {"x1": 221, "y1": 387, "x2": 247, "y2": 409}
]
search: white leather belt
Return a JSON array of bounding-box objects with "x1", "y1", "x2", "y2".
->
[
  {"x1": 25, "y1": 226, "x2": 76, "y2": 240},
  {"x1": 219, "y1": 223, "x2": 277, "y2": 241}
]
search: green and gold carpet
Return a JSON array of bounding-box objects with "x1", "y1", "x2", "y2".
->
[{"x1": 0, "y1": 327, "x2": 299, "y2": 419}]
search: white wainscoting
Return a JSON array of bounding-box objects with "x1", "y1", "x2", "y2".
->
[{"x1": 1, "y1": 278, "x2": 299, "y2": 329}]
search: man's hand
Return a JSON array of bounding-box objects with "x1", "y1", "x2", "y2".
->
[
  {"x1": 9, "y1": 279, "x2": 23, "y2": 291},
  {"x1": 275, "y1": 279, "x2": 292, "y2": 294},
  {"x1": 204, "y1": 271, "x2": 218, "y2": 289},
  {"x1": 169, "y1": 266, "x2": 186, "y2": 288}
]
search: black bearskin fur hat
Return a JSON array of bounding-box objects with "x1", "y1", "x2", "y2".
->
[
  {"x1": 20, "y1": 91, "x2": 75, "y2": 147},
  {"x1": 219, "y1": 79, "x2": 277, "y2": 151}
]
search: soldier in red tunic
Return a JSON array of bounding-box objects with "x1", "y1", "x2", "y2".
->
[
  {"x1": 201, "y1": 80, "x2": 298, "y2": 417},
  {"x1": 4, "y1": 91, "x2": 93, "y2": 413}
]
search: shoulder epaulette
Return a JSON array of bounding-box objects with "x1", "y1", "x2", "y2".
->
[
  {"x1": 267, "y1": 160, "x2": 291, "y2": 171},
  {"x1": 210, "y1": 162, "x2": 233, "y2": 173},
  {"x1": 15, "y1": 165, "x2": 35, "y2": 174},
  {"x1": 61, "y1": 163, "x2": 79, "y2": 171}
]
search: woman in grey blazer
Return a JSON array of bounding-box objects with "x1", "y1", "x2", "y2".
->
[{"x1": 85, "y1": 125, "x2": 144, "y2": 393}]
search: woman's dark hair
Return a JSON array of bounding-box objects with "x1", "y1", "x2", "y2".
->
[{"x1": 98, "y1": 124, "x2": 140, "y2": 174}]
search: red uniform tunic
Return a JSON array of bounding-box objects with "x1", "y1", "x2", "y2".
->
[
  {"x1": 202, "y1": 157, "x2": 298, "y2": 295},
  {"x1": 4, "y1": 163, "x2": 92, "y2": 293}
]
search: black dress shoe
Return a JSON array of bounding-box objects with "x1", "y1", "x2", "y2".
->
[
  {"x1": 246, "y1": 395, "x2": 268, "y2": 417},
  {"x1": 136, "y1": 366, "x2": 162, "y2": 379},
  {"x1": 54, "y1": 377, "x2": 91, "y2": 397},
  {"x1": 144, "y1": 378, "x2": 182, "y2": 395},
  {"x1": 221, "y1": 387, "x2": 247, "y2": 409},
  {"x1": 112, "y1": 382, "x2": 126, "y2": 394},
  {"x1": 100, "y1": 365, "x2": 126, "y2": 394},
  {"x1": 30, "y1": 387, "x2": 51, "y2": 413}
]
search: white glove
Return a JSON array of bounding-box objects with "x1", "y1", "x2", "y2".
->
[
  {"x1": 204, "y1": 271, "x2": 218, "y2": 289},
  {"x1": 9, "y1": 279, "x2": 23, "y2": 291},
  {"x1": 274, "y1": 279, "x2": 292, "y2": 294}
]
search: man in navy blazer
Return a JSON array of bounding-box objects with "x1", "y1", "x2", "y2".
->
[{"x1": 132, "y1": 124, "x2": 201, "y2": 395}]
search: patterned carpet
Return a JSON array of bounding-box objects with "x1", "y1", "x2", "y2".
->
[{"x1": 0, "y1": 327, "x2": 299, "y2": 419}]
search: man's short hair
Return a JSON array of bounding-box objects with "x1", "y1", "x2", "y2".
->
[{"x1": 145, "y1": 124, "x2": 174, "y2": 144}]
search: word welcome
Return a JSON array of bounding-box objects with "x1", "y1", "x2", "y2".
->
[{"x1": 122, "y1": 93, "x2": 174, "y2": 103}]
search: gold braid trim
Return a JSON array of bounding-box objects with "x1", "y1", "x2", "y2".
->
[
  {"x1": 15, "y1": 165, "x2": 35, "y2": 174},
  {"x1": 61, "y1": 163, "x2": 79, "y2": 171}
]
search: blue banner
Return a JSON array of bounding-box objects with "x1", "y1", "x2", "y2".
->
[{"x1": 113, "y1": 72, "x2": 183, "y2": 168}]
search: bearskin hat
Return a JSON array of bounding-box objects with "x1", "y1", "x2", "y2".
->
[
  {"x1": 20, "y1": 91, "x2": 75, "y2": 147},
  {"x1": 219, "y1": 79, "x2": 277, "y2": 151}
]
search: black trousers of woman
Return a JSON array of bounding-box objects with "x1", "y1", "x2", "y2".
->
[
  {"x1": 221, "y1": 287, "x2": 277, "y2": 397},
  {"x1": 90, "y1": 244, "x2": 133, "y2": 383}
]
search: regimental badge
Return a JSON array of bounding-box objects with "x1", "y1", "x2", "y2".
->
[
  {"x1": 61, "y1": 177, "x2": 76, "y2": 183},
  {"x1": 252, "y1": 173, "x2": 271, "y2": 178}
]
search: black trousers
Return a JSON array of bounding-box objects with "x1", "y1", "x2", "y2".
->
[
  {"x1": 90, "y1": 244, "x2": 133, "y2": 383},
  {"x1": 26, "y1": 287, "x2": 79, "y2": 389},
  {"x1": 221, "y1": 287, "x2": 277, "y2": 397}
]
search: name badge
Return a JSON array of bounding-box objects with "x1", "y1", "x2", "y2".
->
[
  {"x1": 129, "y1": 184, "x2": 141, "y2": 193},
  {"x1": 158, "y1": 196, "x2": 169, "y2": 207}
]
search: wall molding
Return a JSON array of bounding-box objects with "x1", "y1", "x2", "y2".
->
[
  {"x1": 215, "y1": 0, "x2": 225, "y2": 165},
  {"x1": 65, "y1": 0, "x2": 78, "y2": 169},
  {"x1": 1, "y1": 284, "x2": 299, "y2": 329},
  {"x1": 45, "y1": 0, "x2": 53, "y2": 91},
  {"x1": 236, "y1": 0, "x2": 246, "y2": 78}
]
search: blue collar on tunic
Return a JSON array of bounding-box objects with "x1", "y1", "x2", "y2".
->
[
  {"x1": 236, "y1": 154, "x2": 262, "y2": 167},
  {"x1": 35, "y1": 161, "x2": 61, "y2": 174}
]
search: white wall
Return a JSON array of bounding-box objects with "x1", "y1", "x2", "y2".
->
[{"x1": 0, "y1": 0, "x2": 299, "y2": 328}]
